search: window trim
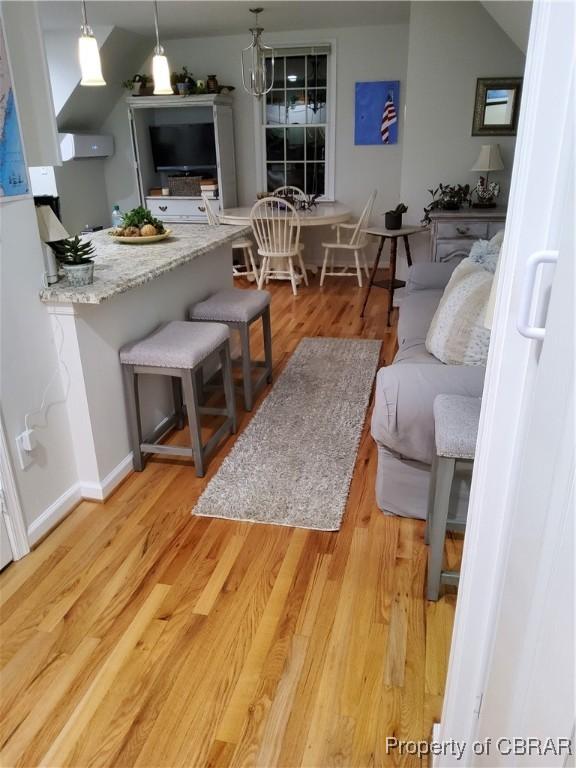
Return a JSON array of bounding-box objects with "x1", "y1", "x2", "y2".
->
[{"x1": 254, "y1": 40, "x2": 337, "y2": 201}]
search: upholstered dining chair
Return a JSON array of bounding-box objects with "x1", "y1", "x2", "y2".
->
[
  {"x1": 319, "y1": 190, "x2": 377, "y2": 287},
  {"x1": 201, "y1": 192, "x2": 259, "y2": 283},
  {"x1": 250, "y1": 197, "x2": 307, "y2": 296}
]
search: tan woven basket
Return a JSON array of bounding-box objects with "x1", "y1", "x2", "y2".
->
[{"x1": 167, "y1": 176, "x2": 202, "y2": 196}]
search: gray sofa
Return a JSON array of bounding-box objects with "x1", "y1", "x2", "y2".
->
[{"x1": 371, "y1": 261, "x2": 485, "y2": 519}]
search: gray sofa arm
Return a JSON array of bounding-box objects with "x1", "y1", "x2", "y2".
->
[
  {"x1": 406, "y1": 262, "x2": 459, "y2": 292},
  {"x1": 371, "y1": 362, "x2": 485, "y2": 465}
]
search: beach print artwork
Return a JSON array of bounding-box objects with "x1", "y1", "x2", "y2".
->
[{"x1": 0, "y1": 20, "x2": 29, "y2": 199}]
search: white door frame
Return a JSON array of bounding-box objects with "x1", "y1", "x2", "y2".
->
[
  {"x1": 436, "y1": 0, "x2": 574, "y2": 760},
  {"x1": 0, "y1": 414, "x2": 30, "y2": 560}
]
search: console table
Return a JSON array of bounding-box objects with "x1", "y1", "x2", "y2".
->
[{"x1": 429, "y1": 208, "x2": 506, "y2": 263}]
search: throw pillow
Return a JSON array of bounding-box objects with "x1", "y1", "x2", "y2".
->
[
  {"x1": 468, "y1": 228, "x2": 504, "y2": 273},
  {"x1": 426, "y1": 258, "x2": 493, "y2": 366}
]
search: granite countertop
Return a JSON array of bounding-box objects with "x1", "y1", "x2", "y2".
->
[{"x1": 39, "y1": 223, "x2": 251, "y2": 305}]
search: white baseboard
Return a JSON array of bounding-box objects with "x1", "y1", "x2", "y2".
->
[
  {"x1": 80, "y1": 453, "x2": 134, "y2": 501},
  {"x1": 27, "y1": 482, "x2": 82, "y2": 546}
]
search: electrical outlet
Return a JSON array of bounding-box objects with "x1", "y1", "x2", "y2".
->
[{"x1": 16, "y1": 431, "x2": 35, "y2": 470}]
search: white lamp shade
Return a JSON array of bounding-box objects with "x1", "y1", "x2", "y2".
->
[
  {"x1": 36, "y1": 205, "x2": 70, "y2": 243},
  {"x1": 78, "y1": 33, "x2": 106, "y2": 86},
  {"x1": 152, "y1": 53, "x2": 173, "y2": 95},
  {"x1": 471, "y1": 144, "x2": 505, "y2": 172}
]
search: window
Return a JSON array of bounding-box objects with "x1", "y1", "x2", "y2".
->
[{"x1": 260, "y1": 46, "x2": 333, "y2": 198}]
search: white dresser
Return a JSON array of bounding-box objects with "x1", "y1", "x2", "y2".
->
[{"x1": 429, "y1": 208, "x2": 506, "y2": 262}]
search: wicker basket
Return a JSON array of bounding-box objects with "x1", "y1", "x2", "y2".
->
[{"x1": 167, "y1": 175, "x2": 202, "y2": 196}]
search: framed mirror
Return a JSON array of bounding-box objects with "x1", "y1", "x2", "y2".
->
[{"x1": 472, "y1": 77, "x2": 522, "y2": 136}]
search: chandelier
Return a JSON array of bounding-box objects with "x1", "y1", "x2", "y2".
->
[{"x1": 241, "y1": 8, "x2": 274, "y2": 98}]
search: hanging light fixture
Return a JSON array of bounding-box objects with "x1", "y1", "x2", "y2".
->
[
  {"x1": 152, "y1": 0, "x2": 173, "y2": 95},
  {"x1": 78, "y1": 0, "x2": 106, "y2": 86},
  {"x1": 241, "y1": 8, "x2": 274, "y2": 98}
]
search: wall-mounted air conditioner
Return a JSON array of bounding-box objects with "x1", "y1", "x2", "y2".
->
[{"x1": 59, "y1": 133, "x2": 114, "y2": 161}]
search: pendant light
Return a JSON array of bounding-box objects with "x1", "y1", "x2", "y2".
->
[
  {"x1": 78, "y1": 0, "x2": 106, "y2": 86},
  {"x1": 152, "y1": 0, "x2": 173, "y2": 95},
  {"x1": 241, "y1": 8, "x2": 274, "y2": 98}
]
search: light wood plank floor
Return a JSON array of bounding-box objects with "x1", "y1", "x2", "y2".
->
[{"x1": 0, "y1": 275, "x2": 459, "y2": 767}]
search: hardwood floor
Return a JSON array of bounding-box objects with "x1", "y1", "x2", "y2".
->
[{"x1": 0, "y1": 276, "x2": 459, "y2": 767}]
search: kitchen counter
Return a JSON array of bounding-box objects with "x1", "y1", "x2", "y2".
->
[
  {"x1": 39, "y1": 223, "x2": 251, "y2": 304},
  {"x1": 42, "y1": 222, "x2": 246, "y2": 500}
]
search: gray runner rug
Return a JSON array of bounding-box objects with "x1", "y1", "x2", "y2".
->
[{"x1": 192, "y1": 337, "x2": 382, "y2": 531}]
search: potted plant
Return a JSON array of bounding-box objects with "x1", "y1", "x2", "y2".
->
[
  {"x1": 422, "y1": 183, "x2": 471, "y2": 224},
  {"x1": 171, "y1": 66, "x2": 196, "y2": 95},
  {"x1": 121, "y1": 74, "x2": 150, "y2": 96},
  {"x1": 51, "y1": 235, "x2": 96, "y2": 287},
  {"x1": 385, "y1": 203, "x2": 408, "y2": 230}
]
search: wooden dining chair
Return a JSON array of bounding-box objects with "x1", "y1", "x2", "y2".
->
[
  {"x1": 319, "y1": 190, "x2": 377, "y2": 287},
  {"x1": 250, "y1": 197, "x2": 306, "y2": 296},
  {"x1": 201, "y1": 193, "x2": 259, "y2": 283}
]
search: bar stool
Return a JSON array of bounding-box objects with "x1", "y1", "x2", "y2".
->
[
  {"x1": 119, "y1": 321, "x2": 236, "y2": 478},
  {"x1": 188, "y1": 288, "x2": 273, "y2": 412},
  {"x1": 426, "y1": 394, "x2": 481, "y2": 601}
]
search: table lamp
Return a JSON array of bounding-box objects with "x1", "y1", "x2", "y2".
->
[
  {"x1": 36, "y1": 205, "x2": 70, "y2": 286},
  {"x1": 470, "y1": 144, "x2": 504, "y2": 208}
]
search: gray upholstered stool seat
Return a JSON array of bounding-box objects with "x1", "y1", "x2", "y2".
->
[
  {"x1": 434, "y1": 394, "x2": 481, "y2": 459},
  {"x1": 426, "y1": 394, "x2": 481, "y2": 601},
  {"x1": 188, "y1": 288, "x2": 273, "y2": 412},
  {"x1": 189, "y1": 289, "x2": 270, "y2": 324},
  {"x1": 120, "y1": 321, "x2": 229, "y2": 369},
  {"x1": 119, "y1": 320, "x2": 236, "y2": 478}
]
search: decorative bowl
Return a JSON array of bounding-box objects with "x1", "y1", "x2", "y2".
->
[{"x1": 110, "y1": 229, "x2": 172, "y2": 244}]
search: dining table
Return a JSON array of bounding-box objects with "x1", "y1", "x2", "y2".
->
[
  {"x1": 219, "y1": 202, "x2": 352, "y2": 227},
  {"x1": 220, "y1": 202, "x2": 352, "y2": 280}
]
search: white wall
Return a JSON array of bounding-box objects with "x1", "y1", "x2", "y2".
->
[
  {"x1": 103, "y1": 23, "x2": 409, "y2": 221},
  {"x1": 400, "y1": 1, "x2": 525, "y2": 263}
]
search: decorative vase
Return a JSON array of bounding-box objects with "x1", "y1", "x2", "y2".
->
[
  {"x1": 385, "y1": 211, "x2": 402, "y2": 230},
  {"x1": 131, "y1": 81, "x2": 142, "y2": 96},
  {"x1": 62, "y1": 262, "x2": 94, "y2": 287},
  {"x1": 206, "y1": 74, "x2": 219, "y2": 93},
  {"x1": 176, "y1": 82, "x2": 190, "y2": 96}
]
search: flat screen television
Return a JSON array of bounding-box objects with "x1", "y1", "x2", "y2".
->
[{"x1": 149, "y1": 124, "x2": 217, "y2": 171}]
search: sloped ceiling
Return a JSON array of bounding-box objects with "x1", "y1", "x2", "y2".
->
[
  {"x1": 481, "y1": 1, "x2": 532, "y2": 53},
  {"x1": 38, "y1": 1, "x2": 410, "y2": 38},
  {"x1": 53, "y1": 28, "x2": 153, "y2": 132}
]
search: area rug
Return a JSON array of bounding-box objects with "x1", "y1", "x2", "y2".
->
[{"x1": 192, "y1": 337, "x2": 382, "y2": 531}]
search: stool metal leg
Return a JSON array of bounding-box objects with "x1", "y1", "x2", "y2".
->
[
  {"x1": 427, "y1": 456, "x2": 455, "y2": 601},
  {"x1": 220, "y1": 344, "x2": 237, "y2": 434},
  {"x1": 240, "y1": 323, "x2": 253, "y2": 411},
  {"x1": 262, "y1": 306, "x2": 273, "y2": 385},
  {"x1": 171, "y1": 376, "x2": 184, "y2": 430},
  {"x1": 181, "y1": 369, "x2": 205, "y2": 478},
  {"x1": 122, "y1": 365, "x2": 144, "y2": 471}
]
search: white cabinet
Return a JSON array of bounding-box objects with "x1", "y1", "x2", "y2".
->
[
  {"x1": 146, "y1": 195, "x2": 219, "y2": 223},
  {"x1": 128, "y1": 94, "x2": 238, "y2": 223},
  {"x1": 429, "y1": 208, "x2": 506, "y2": 262}
]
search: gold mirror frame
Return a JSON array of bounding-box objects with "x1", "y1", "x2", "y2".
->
[{"x1": 472, "y1": 77, "x2": 523, "y2": 136}]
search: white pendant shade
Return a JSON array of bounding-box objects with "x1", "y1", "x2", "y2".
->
[
  {"x1": 471, "y1": 144, "x2": 505, "y2": 172},
  {"x1": 152, "y1": 49, "x2": 172, "y2": 94},
  {"x1": 78, "y1": 31, "x2": 106, "y2": 86}
]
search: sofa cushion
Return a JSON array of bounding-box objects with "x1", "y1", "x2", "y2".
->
[
  {"x1": 397, "y1": 289, "x2": 444, "y2": 350},
  {"x1": 371, "y1": 361, "x2": 486, "y2": 465},
  {"x1": 426, "y1": 258, "x2": 493, "y2": 366}
]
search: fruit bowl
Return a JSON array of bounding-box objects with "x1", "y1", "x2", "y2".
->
[{"x1": 110, "y1": 229, "x2": 172, "y2": 244}]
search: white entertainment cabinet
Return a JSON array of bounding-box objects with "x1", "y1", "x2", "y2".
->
[{"x1": 127, "y1": 94, "x2": 238, "y2": 223}]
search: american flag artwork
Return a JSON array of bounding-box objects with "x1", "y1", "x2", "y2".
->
[
  {"x1": 355, "y1": 81, "x2": 400, "y2": 146},
  {"x1": 380, "y1": 92, "x2": 397, "y2": 144}
]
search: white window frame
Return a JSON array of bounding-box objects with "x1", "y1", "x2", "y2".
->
[{"x1": 254, "y1": 40, "x2": 337, "y2": 201}]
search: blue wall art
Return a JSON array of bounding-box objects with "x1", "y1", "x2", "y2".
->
[
  {"x1": 0, "y1": 20, "x2": 29, "y2": 200},
  {"x1": 355, "y1": 81, "x2": 400, "y2": 146}
]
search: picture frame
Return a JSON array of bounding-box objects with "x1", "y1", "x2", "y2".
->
[
  {"x1": 472, "y1": 77, "x2": 522, "y2": 137},
  {"x1": 355, "y1": 81, "x2": 400, "y2": 146}
]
